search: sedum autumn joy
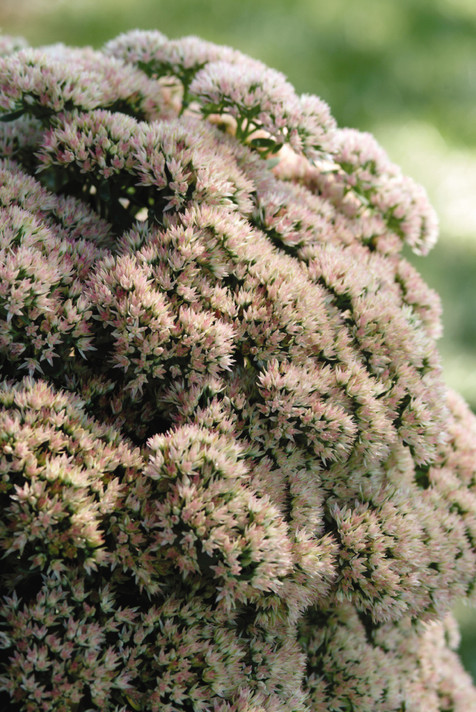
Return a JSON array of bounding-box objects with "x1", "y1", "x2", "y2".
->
[{"x1": 1, "y1": 28, "x2": 476, "y2": 712}]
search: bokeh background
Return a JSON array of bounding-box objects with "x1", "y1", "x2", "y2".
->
[{"x1": 1, "y1": 0, "x2": 475, "y2": 680}]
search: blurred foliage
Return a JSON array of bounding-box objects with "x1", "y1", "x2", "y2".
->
[{"x1": 1, "y1": 0, "x2": 476, "y2": 681}]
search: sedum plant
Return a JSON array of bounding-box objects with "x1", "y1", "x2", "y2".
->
[{"x1": 0, "y1": 28, "x2": 476, "y2": 712}]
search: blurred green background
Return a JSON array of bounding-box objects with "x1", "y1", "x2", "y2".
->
[{"x1": 1, "y1": 0, "x2": 476, "y2": 680}]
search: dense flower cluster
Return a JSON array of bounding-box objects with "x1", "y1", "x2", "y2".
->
[{"x1": 0, "y1": 29, "x2": 475, "y2": 712}]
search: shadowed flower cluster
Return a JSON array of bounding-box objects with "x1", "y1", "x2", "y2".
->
[{"x1": 0, "y1": 29, "x2": 476, "y2": 712}]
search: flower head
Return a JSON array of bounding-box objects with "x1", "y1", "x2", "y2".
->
[{"x1": 1, "y1": 28, "x2": 475, "y2": 712}]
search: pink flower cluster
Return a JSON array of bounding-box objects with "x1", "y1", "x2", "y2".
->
[
  {"x1": 0, "y1": 29, "x2": 475, "y2": 712},
  {"x1": 106, "y1": 32, "x2": 337, "y2": 158}
]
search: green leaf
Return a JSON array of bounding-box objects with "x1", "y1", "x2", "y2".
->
[
  {"x1": 266, "y1": 157, "x2": 281, "y2": 169},
  {"x1": 0, "y1": 109, "x2": 25, "y2": 122},
  {"x1": 125, "y1": 694, "x2": 142, "y2": 711},
  {"x1": 249, "y1": 136, "x2": 280, "y2": 151}
]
